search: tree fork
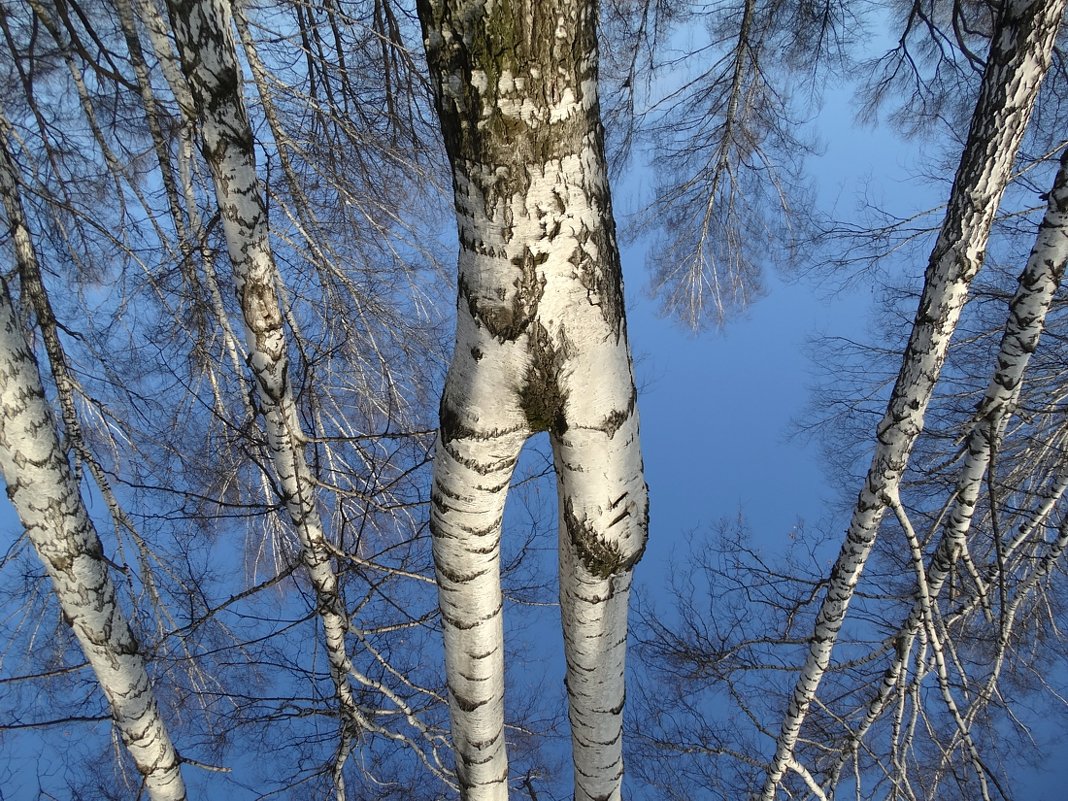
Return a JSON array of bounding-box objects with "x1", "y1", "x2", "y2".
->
[{"x1": 417, "y1": 0, "x2": 648, "y2": 798}]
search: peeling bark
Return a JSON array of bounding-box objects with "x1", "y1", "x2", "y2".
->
[
  {"x1": 759, "y1": 1, "x2": 1067, "y2": 797},
  {"x1": 417, "y1": 1, "x2": 648, "y2": 798}
]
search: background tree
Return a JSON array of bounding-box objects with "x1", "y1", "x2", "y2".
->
[
  {"x1": 0, "y1": 120, "x2": 187, "y2": 801},
  {"x1": 629, "y1": 1, "x2": 1068, "y2": 800},
  {"x1": 0, "y1": 0, "x2": 470, "y2": 796}
]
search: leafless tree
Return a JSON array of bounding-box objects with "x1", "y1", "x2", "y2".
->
[
  {"x1": 0, "y1": 0, "x2": 480, "y2": 796},
  {"x1": 630, "y1": 2, "x2": 1068, "y2": 800}
]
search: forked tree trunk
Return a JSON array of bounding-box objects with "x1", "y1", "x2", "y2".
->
[
  {"x1": 0, "y1": 131, "x2": 186, "y2": 801},
  {"x1": 416, "y1": 1, "x2": 648, "y2": 799},
  {"x1": 759, "y1": 1, "x2": 1066, "y2": 797}
]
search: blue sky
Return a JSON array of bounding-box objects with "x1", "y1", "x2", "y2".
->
[{"x1": 624, "y1": 76, "x2": 894, "y2": 570}]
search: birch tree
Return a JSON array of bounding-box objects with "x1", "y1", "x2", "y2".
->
[
  {"x1": 8, "y1": 0, "x2": 1068, "y2": 797},
  {"x1": 634, "y1": 140, "x2": 1068, "y2": 797},
  {"x1": 630, "y1": 135, "x2": 1068, "y2": 792},
  {"x1": 0, "y1": 129, "x2": 187, "y2": 800},
  {"x1": 161, "y1": 0, "x2": 447, "y2": 793},
  {"x1": 817, "y1": 143, "x2": 1068, "y2": 796},
  {"x1": 760, "y1": 1, "x2": 1066, "y2": 795},
  {"x1": 0, "y1": 0, "x2": 455, "y2": 795},
  {"x1": 416, "y1": 1, "x2": 648, "y2": 798},
  {"x1": 628, "y1": 2, "x2": 1068, "y2": 798}
]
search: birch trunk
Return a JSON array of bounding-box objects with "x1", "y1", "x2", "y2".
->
[
  {"x1": 163, "y1": 0, "x2": 366, "y2": 788},
  {"x1": 759, "y1": 2, "x2": 1066, "y2": 797},
  {"x1": 829, "y1": 144, "x2": 1068, "y2": 792},
  {"x1": 0, "y1": 137, "x2": 186, "y2": 800},
  {"x1": 416, "y1": 2, "x2": 648, "y2": 799},
  {"x1": 926, "y1": 145, "x2": 1068, "y2": 597}
]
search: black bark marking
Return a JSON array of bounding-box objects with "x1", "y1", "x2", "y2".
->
[
  {"x1": 518, "y1": 322, "x2": 569, "y2": 434},
  {"x1": 563, "y1": 498, "x2": 644, "y2": 578},
  {"x1": 599, "y1": 388, "x2": 637, "y2": 439},
  {"x1": 451, "y1": 689, "x2": 492, "y2": 714}
]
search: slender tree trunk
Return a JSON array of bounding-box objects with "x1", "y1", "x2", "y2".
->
[
  {"x1": 417, "y1": 2, "x2": 647, "y2": 799},
  {"x1": 0, "y1": 134, "x2": 186, "y2": 801},
  {"x1": 926, "y1": 145, "x2": 1068, "y2": 597},
  {"x1": 759, "y1": 1, "x2": 1066, "y2": 797},
  {"x1": 163, "y1": 0, "x2": 366, "y2": 791},
  {"x1": 828, "y1": 144, "x2": 1068, "y2": 793}
]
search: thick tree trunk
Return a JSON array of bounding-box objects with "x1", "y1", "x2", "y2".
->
[
  {"x1": 164, "y1": 0, "x2": 366, "y2": 790},
  {"x1": 759, "y1": 1, "x2": 1066, "y2": 797},
  {"x1": 0, "y1": 134, "x2": 186, "y2": 801},
  {"x1": 417, "y1": 2, "x2": 648, "y2": 799}
]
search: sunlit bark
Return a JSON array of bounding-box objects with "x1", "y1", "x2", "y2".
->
[
  {"x1": 826, "y1": 144, "x2": 1068, "y2": 794},
  {"x1": 417, "y1": 1, "x2": 648, "y2": 798},
  {"x1": 0, "y1": 132, "x2": 186, "y2": 801},
  {"x1": 163, "y1": 0, "x2": 367, "y2": 791}
]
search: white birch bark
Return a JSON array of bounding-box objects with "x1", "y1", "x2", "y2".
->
[
  {"x1": 1, "y1": 103, "x2": 175, "y2": 628},
  {"x1": 0, "y1": 138, "x2": 186, "y2": 799},
  {"x1": 0, "y1": 108, "x2": 86, "y2": 471},
  {"x1": 828, "y1": 144, "x2": 1068, "y2": 792},
  {"x1": 417, "y1": 1, "x2": 647, "y2": 798},
  {"x1": 926, "y1": 145, "x2": 1068, "y2": 597},
  {"x1": 758, "y1": 2, "x2": 1066, "y2": 797},
  {"x1": 163, "y1": 0, "x2": 367, "y2": 787}
]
